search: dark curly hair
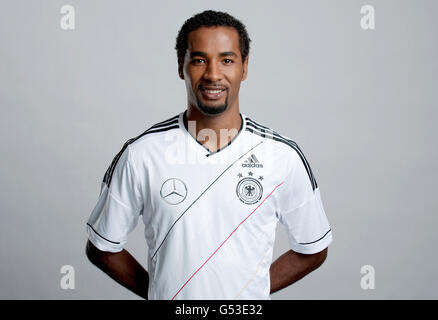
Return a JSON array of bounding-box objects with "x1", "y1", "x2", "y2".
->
[{"x1": 175, "y1": 10, "x2": 251, "y2": 66}]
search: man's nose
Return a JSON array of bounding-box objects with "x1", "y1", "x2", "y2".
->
[{"x1": 203, "y1": 61, "x2": 222, "y2": 82}]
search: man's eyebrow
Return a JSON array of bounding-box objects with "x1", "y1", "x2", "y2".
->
[
  {"x1": 190, "y1": 51, "x2": 207, "y2": 58},
  {"x1": 219, "y1": 51, "x2": 238, "y2": 57},
  {"x1": 190, "y1": 51, "x2": 238, "y2": 58}
]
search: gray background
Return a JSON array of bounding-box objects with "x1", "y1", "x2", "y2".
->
[{"x1": 1, "y1": 0, "x2": 437, "y2": 299}]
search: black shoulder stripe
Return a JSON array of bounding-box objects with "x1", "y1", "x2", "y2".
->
[
  {"x1": 153, "y1": 114, "x2": 179, "y2": 127},
  {"x1": 245, "y1": 122, "x2": 318, "y2": 191},
  {"x1": 246, "y1": 117, "x2": 304, "y2": 155},
  {"x1": 245, "y1": 117, "x2": 272, "y2": 131},
  {"x1": 247, "y1": 117, "x2": 301, "y2": 148},
  {"x1": 246, "y1": 125, "x2": 273, "y2": 139},
  {"x1": 247, "y1": 119, "x2": 300, "y2": 146},
  {"x1": 246, "y1": 119, "x2": 300, "y2": 150},
  {"x1": 246, "y1": 121, "x2": 275, "y2": 136},
  {"x1": 272, "y1": 136, "x2": 318, "y2": 190},
  {"x1": 149, "y1": 119, "x2": 179, "y2": 131},
  {"x1": 102, "y1": 118, "x2": 179, "y2": 187},
  {"x1": 246, "y1": 117, "x2": 300, "y2": 144}
]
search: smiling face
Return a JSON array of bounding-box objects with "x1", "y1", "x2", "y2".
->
[{"x1": 179, "y1": 26, "x2": 248, "y2": 116}]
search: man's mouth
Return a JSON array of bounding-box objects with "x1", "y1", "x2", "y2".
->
[{"x1": 200, "y1": 86, "x2": 227, "y2": 100}]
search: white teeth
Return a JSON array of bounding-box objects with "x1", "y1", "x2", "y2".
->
[{"x1": 205, "y1": 90, "x2": 223, "y2": 94}]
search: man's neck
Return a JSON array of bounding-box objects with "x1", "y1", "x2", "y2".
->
[{"x1": 184, "y1": 105, "x2": 242, "y2": 152}]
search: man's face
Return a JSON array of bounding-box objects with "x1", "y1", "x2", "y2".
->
[{"x1": 179, "y1": 26, "x2": 248, "y2": 116}]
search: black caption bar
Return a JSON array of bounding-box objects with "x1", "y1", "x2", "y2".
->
[{"x1": 0, "y1": 300, "x2": 435, "y2": 318}]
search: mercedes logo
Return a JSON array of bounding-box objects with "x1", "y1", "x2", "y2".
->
[{"x1": 160, "y1": 178, "x2": 187, "y2": 205}]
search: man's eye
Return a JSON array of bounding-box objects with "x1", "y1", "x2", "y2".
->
[
  {"x1": 193, "y1": 59, "x2": 205, "y2": 64},
  {"x1": 223, "y1": 59, "x2": 234, "y2": 64}
]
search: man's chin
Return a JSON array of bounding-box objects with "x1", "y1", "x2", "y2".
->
[
  {"x1": 196, "y1": 99, "x2": 228, "y2": 116},
  {"x1": 198, "y1": 105, "x2": 227, "y2": 116}
]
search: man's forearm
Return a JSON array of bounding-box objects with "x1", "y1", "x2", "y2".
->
[
  {"x1": 86, "y1": 241, "x2": 149, "y2": 299},
  {"x1": 269, "y1": 248, "x2": 327, "y2": 294}
]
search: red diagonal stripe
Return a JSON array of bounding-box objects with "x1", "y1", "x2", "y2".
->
[{"x1": 171, "y1": 181, "x2": 284, "y2": 300}]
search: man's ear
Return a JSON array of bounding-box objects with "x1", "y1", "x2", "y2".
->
[
  {"x1": 241, "y1": 55, "x2": 249, "y2": 81},
  {"x1": 178, "y1": 62, "x2": 184, "y2": 80}
]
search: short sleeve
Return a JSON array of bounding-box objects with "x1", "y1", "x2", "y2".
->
[
  {"x1": 86, "y1": 145, "x2": 143, "y2": 252},
  {"x1": 277, "y1": 150, "x2": 333, "y2": 254}
]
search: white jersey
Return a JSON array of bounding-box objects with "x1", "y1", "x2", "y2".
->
[{"x1": 86, "y1": 110, "x2": 333, "y2": 300}]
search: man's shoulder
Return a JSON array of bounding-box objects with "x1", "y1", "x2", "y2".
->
[
  {"x1": 243, "y1": 114, "x2": 302, "y2": 156},
  {"x1": 105, "y1": 112, "x2": 181, "y2": 165},
  {"x1": 126, "y1": 112, "x2": 182, "y2": 149}
]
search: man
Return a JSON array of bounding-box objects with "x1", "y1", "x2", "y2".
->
[{"x1": 86, "y1": 10, "x2": 333, "y2": 300}]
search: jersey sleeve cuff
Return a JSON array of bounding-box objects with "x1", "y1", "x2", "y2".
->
[
  {"x1": 86, "y1": 223, "x2": 125, "y2": 253},
  {"x1": 290, "y1": 229, "x2": 333, "y2": 255}
]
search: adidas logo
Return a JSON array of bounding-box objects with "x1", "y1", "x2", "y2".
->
[{"x1": 242, "y1": 154, "x2": 264, "y2": 168}]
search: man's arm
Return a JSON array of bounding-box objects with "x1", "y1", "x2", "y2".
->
[
  {"x1": 269, "y1": 247, "x2": 328, "y2": 294},
  {"x1": 85, "y1": 240, "x2": 149, "y2": 299}
]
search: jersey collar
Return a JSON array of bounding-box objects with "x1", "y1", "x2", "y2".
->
[{"x1": 179, "y1": 109, "x2": 246, "y2": 157}]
